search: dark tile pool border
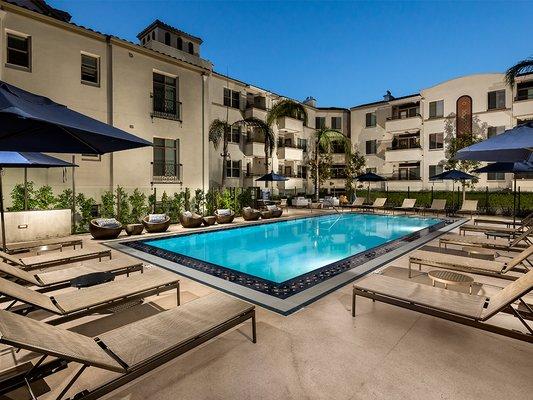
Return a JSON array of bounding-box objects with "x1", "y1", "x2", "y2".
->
[{"x1": 106, "y1": 213, "x2": 465, "y2": 315}]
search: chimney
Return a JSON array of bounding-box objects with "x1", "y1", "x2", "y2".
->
[
  {"x1": 302, "y1": 96, "x2": 317, "y2": 107},
  {"x1": 383, "y1": 90, "x2": 394, "y2": 102}
]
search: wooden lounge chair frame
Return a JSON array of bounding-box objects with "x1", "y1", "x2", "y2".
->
[
  {"x1": 0, "y1": 269, "x2": 180, "y2": 325},
  {"x1": 473, "y1": 212, "x2": 533, "y2": 228},
  {"x1": 0, "y1": 248, "x2": 112, "y2": 271},
  {"x1": 5, "y1": 238, "x2": 83, "y2": 254},
  {"x1": 455, "y1": 199, "x2": 478, "y2": 218},
  {"x1": 421, "y1": 199, "x2": 447, "y2": 215},
  {"x1": 361, "y1": 198, "x2": 387, "y2": 213},
  {"x1": 408, "y1": 246, "x2": 533, "y2": 280},
  {"x1": 439, "y1": 226, "x2": 533, "y2": 251},
  {"x1": 0, "y1": 293, "x2": 256, "y2": 400},
  {"x1": 392, "y1": 198, "x2": 416, "y2": 214},
  {"x1": 352, "y1": 271, "x2": 533, "y2": 343},
  {"x1": 345, "y1": 198, "x2": 365, "y2": 208}
]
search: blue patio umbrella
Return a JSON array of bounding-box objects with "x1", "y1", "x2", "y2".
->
[
  {"x1": 0, "y1": 81, "x2": 152, "y2": 154},
  {"x1": 473, "y1": 161, "x2": 533, "y2": 225},
  {"x1": 455, "y1": 122, "x2": 533, "y2": 162},
  {"x1": 255, "y1": 171, "x2": 289, "y2": 182},
  {"x1": 429, "y1": 169, "x2": 477, "y2": 208},
  {"x1": 0, "y1": 152, "x2": 78, "y2": 249},
  {"x1": 356, "y1": 172, "x2": 387, "y2": 202}
]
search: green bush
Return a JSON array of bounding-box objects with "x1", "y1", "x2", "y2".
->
[
  {"x1": 55, "y1": 189, "x2": 73, "y2": 209},
  {"x1": 205, "y1": 189, "x2": 217, "y2": 215},
  {"x1": 75, "y1": 193, "x2": 95, "y2": 233},
  {"x1": 183, "y1": 187, "x2": 191, "y2": 211},
  {"x1": 169, "y1": 192, "x2": 185, "y2": 222},
  {"x1": 115, "y1": 186, "x2": 130, "y2": 223},
  {"x1": 34, "y1": 185, "x2": 56, "y2": 210},
  {"x1": 100, "y1": 190, "x2": 115, "y2": 218},
  {"x1": 129, "y1": 189, "x2": 147, "y2": 223},
  {"x1": 8, "y1": 181, "x2": 35, "y2": 211},
  {"x1": 192, "y1": 189, "x2": 205, "y2": 214}
]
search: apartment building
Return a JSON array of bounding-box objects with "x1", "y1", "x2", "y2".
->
[{"x1": 351, "y1": 74, "x2": 533, "y2": 192}]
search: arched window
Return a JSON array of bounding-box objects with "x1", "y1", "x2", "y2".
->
[
  {"x1": 164, "y1": 32, "x2": 171, "y2": 46},
  {"x1": 188, "y1": 42, "x2": 194, "y2": 55},
  {"x1": 177, "y1": 37, "x2": 183, "y2": 50}
]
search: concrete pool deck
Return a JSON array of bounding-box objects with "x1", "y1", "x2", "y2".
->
[{"x1": 0, "y1": 208, "x2": 531, "y2": 400}]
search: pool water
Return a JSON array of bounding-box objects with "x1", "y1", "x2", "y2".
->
[{"x1": 145, "y1": 214, "x2": 441, "y2": 284}]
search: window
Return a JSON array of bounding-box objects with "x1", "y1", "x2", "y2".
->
[
  {"x1": 164, "y1": 32, "x2": 171, "y2": 46},
  {"x1": 226, "y1": 125, "x2": 241, "y2": 144},
  {"x1": 391, "y1": 133, "x2": 420, "y2": 150},
  {"x1": 331, "y1": 117, "x2": 342, "y2": 130},
  {"x1": 487, "y1": 172, "x2": 505, "y2": 181},
  {"x1": 366, "y1": 140, "x2": 377, "y2": 155},
  {"x1": 153, "y1": 138, "x2": 180, "y2": 181},
  {"x1": 488, "y1": 90, "x2": 506, "y2": 110},
  {"x1": 81, "y1": 54, "x2": 99, "y2": 84},
  {"x1": 365, "y1": 112, "x2": 376, "y2": 127},
  {"x1": 226, "y1": 160, "x2": 241, "y2": 178},
  {"x1": 6, "y1": 33, "x2": 30, "y2": 69},
  {"x1": 153, "y1": 73, "x2": 179, "y2": 119},
  {"x1": 429, "y1": 164, "x2": 443, "y2": 178},
  {"x1": 82, "y1": 154, "x2": 101, "y2": 161},
  {"x1": 223, "y1": 88, "x2": 240, "y2": 109},
  {"x1": 397, "y1": 162, "x2": 420, "y2": 180},
  {"x1": 330, "y1": 165, "x2": 346, "y2": 179},
  {"x1": 429, "y1": 100, "x2": 444, "y2": 118},
  {"x1": 315, "y1": 117, "x2": 326, "y2": 129},
  {"x1": 284, "y1": 165, "x2": 292, "y2": 177},
  {"x1": 188, "y1": 42, "x2": 194, "y2": 55},
  {"x1": 297, "y1": 138, "x2": 308, "y2": 152},
  {"x1": 297, "y1": 165, "x2": 307, "y2": 178},
  {"x1": 487, "y1": 126, "x2": 505, "y2": 138},
  {"x1": 177, "y1": 37, "x2": 183, "y2": 50},
  {"x1": 516, "y1": 81, "x2": 533, "y2": 101},
  {"x1": 429, "y1": 132, "x2": 444, "y2": 150}
]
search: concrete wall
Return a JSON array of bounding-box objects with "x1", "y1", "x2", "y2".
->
[{"x1": 0, "y1": 209, "x2": 71, "y2": 241}]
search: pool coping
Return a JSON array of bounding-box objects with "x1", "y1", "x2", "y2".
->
[{"x1": 105, "y1": 212, "x2": 466, "y2": 315}]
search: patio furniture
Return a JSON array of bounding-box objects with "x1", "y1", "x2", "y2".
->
[
  {"x1": 455, "y1": 199, "x2": 478, "y2": 218},
  {"x1": 292, "y1": 197, "x2": 310, "y2": 208},
  {"x1": 260, "y1": 210, "x2": 273, "y2": 219},
  {"x1": 4, "y1": 237, "x2": 83, "y2": 254},
  {"x1": 242, "y1": 207, "x2": 261, "y2": 221},
  {"x1": 427, "y1": 270, "x2": 474, "y2": 294},
  {"x1": 461, "y1": 246, "x2": 499, "y2": 260},
  {"x1": 90, "y1": 218, "x2": 123, "y2": 240},
  {"x1": 0, "y1": 248, "x2": 111, "y2": 271},
  {"x1": 346, "y1": 198, "x2": 365, "y2": 209},
  {"x1": 351, "y1": 270, "x2": 533, "y2": 342},
  {"x1": 266, "y1": 204, "x2": 283, "y2": 218},
  {"x1": 310, "y1": 202, "x2": 323, "y2": 209},
  {"x1": 125, "y1": 223, "x2": 144, "y2": 236},
  {"x1": 393, "y1": 198, "x2": 417, "y2": 214},
  {"x1": 142, "y1": 214, "x2": 171, "y2": 233},
  {"x1": 179, "y1": 211, "x2": 204, "y2": 228},
  {"x1": 203, "y1": 216, "x2": 216, "y2": 226},
  {"x1": 0, "y1": 257, "x2": 143, "y2": 292},
  {"x1": 408, "y1": 246, "x2": 533, "y2": 280},
  {"x1": 323, "y1": 196, "x2": 340, "y2": 208},
  {"x1": 0, "y1": 292, "x2": 256, "y2": 400},
  {"x1": 0, "y1": 269, "x2": 180, "y2": 325},
  {"x1": 363, "y1": 197, "x2": 387, "y2": 213},
  {"x1": 460, "y1": 220, "x2": 532, "y2": 235},
  {"x1": 473, "y1": 214, "x2": 532, "y2": 228},
  {"x1": 280, "y1": 198, "x2": 289, "y2": 211},
  {"x1": 71, "y1": 271, "x2": 115, "y2": 288},
  {"x1": 214, "y1": 209, "x2": 235, "y2": 224},
  {"x1": 439, "y1": 228, "x2": 533, "y2": 252},
  {"x1": 422, "y1": 199, "x2": 447, "y2": 215}
]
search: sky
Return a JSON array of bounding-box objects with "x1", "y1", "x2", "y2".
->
[{"x1": 49, "y1": 0, "x2": 533, "y2": 108}]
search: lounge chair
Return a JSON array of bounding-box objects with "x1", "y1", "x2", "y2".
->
[
  {"x1": 455, "y1": 199, "x2": 478, "y2": 218},
  {"x1": 142, "y1": 214, "x2": 171, "y2": 233},
  {"x1": 4, "y1": 237, "x2": 83, "y2": 254},
  {"x1": 242, "y1": 207, "x2": 261, "y2": 221},
  {"x1": 365, "y1": 197, "x2": 387, "y2": 212},
  {"x1": 393, "y1": 198, "x2": 416, "y2": 214},
  {"x1": 266, "y1": 204, "x2": 283, "y2": 218},
  {"x1": 214, "y1": 209, "x2": 235, "y2": 224},
  {"x1": 0, "y1": 292, "x2": 256, "y2": 400},
  {"x1": 352, "y1": 270, "x2": 533, "y2": 342},
  {"x1": 0, "y1": 257, "x2": 143, "y2": 292},
  {"x1": 346, "y1": 198, "x2": 365, "y2": 209},
  {"x1": 179, "y1": 211, "x2": 204, "y2": 228},
  {"x1": 260, "y1": 210, "x2": 273, "y2": 219},
  {"x1": 89, "y1": 218, "x2": 123, "y2": 240},
  {"x1": 460, "y1": 215, "x2": 533, "y2": 236},
  {"x1": 439, "y1": 227, "x2": 533, "y2": 252},
  {"x1": 408, "y1": 245, "x2": 533, "y2": 280},
  {"x1": 422, "y1": 199, "x2": 446, "y2": 215},
  {"x1": 0, "y1": 248, "x2": 111, "y2": 271},
  {"x1": 0, "y1": 269, "x2": 179, "y2": 325},
  {"x1": 473, "y1": 212, "x2": 532, "y2": 228}
]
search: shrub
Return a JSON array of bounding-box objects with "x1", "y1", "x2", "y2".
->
[
  {"x1": 115, "y1": 186, "x2": 130, "y2": 223},
  {"x1": 34, "y1": 185, "x2": 56, "y2": 210},
  {"x1": 9, "y1": 181, "x2": 35, "y2": 211},
  {"x1": 129, "y1": 189, "x2": 147, "y2": 223},
  {"x1": 184, "y1": 187, "x2": 191, "y2": 211},
  {"x1": 205, "y1": 189, "x2": 217, "y2": 215},
  {"x1": 192, "y1": 189, "x2": 205, "y2": 214},
  {"x1": 75, "y1": 193, "x2": 95, "y2": 233},
  {"x1": 55, "y1": 189, "x2": 73, "y2": 209},
  {"x1": 100, "y1": 190, "x2": 115, "y2": 218},
  {"x1": 169, "y1": 192, "x2": 185, "y2": 222}
]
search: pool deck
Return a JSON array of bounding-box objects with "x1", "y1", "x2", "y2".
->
[{"x1": 0, "y1": 208, "x2": 532, "y2": 400}]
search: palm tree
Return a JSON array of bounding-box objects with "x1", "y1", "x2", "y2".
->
[
  {"x1": 505, "y1": 57, "x2": 533, "y2": 86},
  {"x1": 311, "y1": 128, "x2": 351, "y2": 201},
  {"x1": 208, "y1": 119, "x2": 232, "y2": 187},
  {"x1": 244, "y1": 99, "x2": 308, "y2": 174}
]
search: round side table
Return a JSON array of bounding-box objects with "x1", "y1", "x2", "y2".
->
[
  {"x1": 428, "y1": 270, "x2": 474, "y2": 294},
  {"x1": 125, "y1": 224, "x2": 144, "y2": 236},
  {"x1": 461, "y1": 246, "x2": 499, "y2": 260},
  {"x1": 71, "y1": 272, "x2": 115, "y2": 288},
  {"x1": 203, "y1": 216, "x2": 216, "y2": 226}
]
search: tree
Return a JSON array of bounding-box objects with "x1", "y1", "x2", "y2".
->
[
  {"x1": 309, "y1": 127, "x2": 351, "y2": 201},
  {"x1": 344, "y1": 150, "x2": 366, "y2": 201},
  {"x1": 208, "y1": 119, "x2": 232, "y2": 187},
  {"x1": 505, "y1": 57, "x2": 533, "y2": 86},
  {"x1": 240, "y1": 117, "x2": 275, "y2": 174}
]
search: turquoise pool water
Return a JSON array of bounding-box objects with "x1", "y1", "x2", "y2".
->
[{"x1": 146, "y1": 214, "x2": 441, "y2": 284}]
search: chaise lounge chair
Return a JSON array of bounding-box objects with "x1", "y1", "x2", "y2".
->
[
  {"x1": 408, "y1": 245, "x2": 533, "y2": 280},
  {"x1": 345, "y1": 198, "x2": 365, "y2": 209},
  {"x1": 439, "y1": 227, "x2": 533, "y2": 251},
  {"x1": 242, "y1": 207, "x2": 261, "y2": 221},
  {"x1": 0, "y1": 269, "x2": 180, "y2": 325},
  {"x1": 0, "y1": 292, "x2": 256, "y2": 400},
  {"x1": 0, "y1": 248, "x2": 112, "y2": 271},
  {"x1": 459, "y1": 217, "x2": 533, "y2": 236},
  {"x1": 266, "y1": 204, "x2": 283, "y2": 218},
  {"x1": 0, "y1": 257, "x2": 143, "y2": 292},
  {"x1": 142, "y1": 214, "x2": 171, "y2": 233},
  {"x1": 4, "y1": 237, "x2": 83, "y2": 254},
  {"x1": 361, "y1": 197, "x2": 387, "y2": 213},
  {"x1": 179, "y1": 211, "x2": 204, "y2": 228},
  {"x1": 422, "y1": 199, "x2": 447, "y2": 215},
  {"x1": 473, "y1": 212, "x2": 532, "y2": 228},
  {"x1": 455, "y1": 199, "x2": 478, "y2": 218},
  {"x1": 214, "y1": 209, "x2": 235, "y2": 224},
  {"x1": 352, "y1": 270, "x2": 533, "y2": 342},
  {"x1": 89, "y1": 218, "x2": 123, "y2": 240},
  {"x1": 393, "y1": 198, "x2": 416, "y2": 214}
]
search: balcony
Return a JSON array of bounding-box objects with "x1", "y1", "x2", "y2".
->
[
  {"x1": 244, "y1": 106, "x2": 267, "y2": 120},
  {"x1": 277, "y1": 176, "x2": 305, "y2": 190},
  {"x1": 277, "y1": 116, "x2": 303, "y2": 133},
  {"x1": 385, "y1": 114, "x2": 422, "y2": 133},
  {"x1": 151, "y1": 162, "x2": 182, "y2": 184},
  {"x1": 513, "y1": 94, "x2": 533, "y2": 118},
  {"x1": 244, "y1": 141, "x2": 265, "y2": 157},
  {"x1": 277, "y1": 145, "x2": 303, "y2": 161}
]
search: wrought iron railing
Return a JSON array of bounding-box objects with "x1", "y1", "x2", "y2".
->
[
  {"x1": 151, "y1": 93, "x2": 182, "y2": 121},
  {"x1": 151, "y1": 162, "x2": 182, "y2": 184}
]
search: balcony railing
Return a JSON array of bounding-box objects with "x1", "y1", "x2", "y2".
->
[
  {"x1": 386, "y1": 170, "x2": 421, "y2": 181},
  {"x1": 152, "y1": 162, "x2": 182, "y2": 184},
  {"x1": 151, "y1": 94, "x2": 182, "y2": 121},
  {"x1": 515, "y1": 92, "x2": 533, "y2": 101},
  {"x1": 277, "y1": 141, "x2": 307, "y2": 151},
  {"x1": 386, "y1": 113, "x2": 421, "y2": 121}
]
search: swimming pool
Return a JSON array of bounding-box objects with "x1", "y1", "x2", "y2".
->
[{"x1": 123, "y1": 213, "x2": 444, "y2": 306}]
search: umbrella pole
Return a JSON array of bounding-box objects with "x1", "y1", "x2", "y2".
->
[
  {"x1": 24, "y1": 168, "x2": 28, "y2": 211},
  {"x1": 71, "y1": 156, "x2": 76, "y2": 234},
  {"x1": 513, "y1": 177, "x2": 517, "y2": 228},
  {"x1": 0, "y1": 168, "x2": 6, "y2": 250},
  {"x1": 367, "y1": 183, "x2": 370, "y2": 203}
]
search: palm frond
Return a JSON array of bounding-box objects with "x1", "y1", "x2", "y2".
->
[
  {"x1": 316, "y1": 128, "x2": 350, "y2": 154},
  {"x1": 208, "y1": 119, "x2": 230, "y2": 149},
  {"x1": 505, "y1": 57, "x2": 533, "y2": 86},
  {"x1": 267, "y1": 99, "x2": 308, "y2": 127}
]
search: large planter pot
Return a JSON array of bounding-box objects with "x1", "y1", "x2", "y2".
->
[
  {"x1": 89, "y1": 219, "x2": 123, "y2": 240},
  {"x1": 242, "y1": 208, "x2": 261, "y2": 221},
  {"x1": 179, "y1": 213, "x2": 204, "y2": 228},
  {"x1": 142, "y1": 216, "x2": 171, "y2": 233},
  {"x1": 214, "y1": 212, "x2": 235, "y2": 224}
]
